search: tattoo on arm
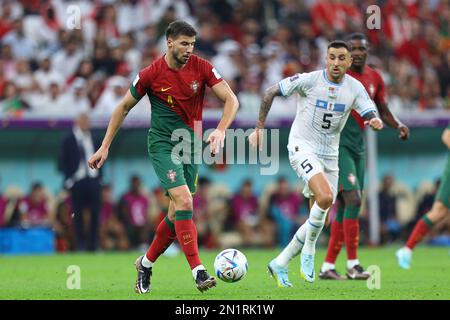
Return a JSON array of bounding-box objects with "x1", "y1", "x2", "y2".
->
[{"x1": 257, "y1": 85, "x2": 282, "y2": 129}]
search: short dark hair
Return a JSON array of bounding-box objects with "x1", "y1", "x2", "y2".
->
[
  {"x1": 165, "y1": 20, "x2": 197, "y2": 40},
  {"x1": 327, "y1": 40, "x2": 350, "y2": 51},
  {"x1": 347, "y1": 32, "x2": 368, "y2": 42}
]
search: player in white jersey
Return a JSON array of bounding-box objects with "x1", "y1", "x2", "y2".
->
[{"x1": 249, "y1": 40, "x2": 383, "y2": 286}]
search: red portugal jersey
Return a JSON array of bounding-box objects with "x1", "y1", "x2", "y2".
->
[
  {"x1": 130, "y1": 54, "x2": 223, "y2": 138},
  {"x1": 340, "y1": 65, "x2": 387, "y2": 155}
]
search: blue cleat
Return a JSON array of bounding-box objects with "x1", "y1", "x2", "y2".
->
[
  {"x1": 267, "y1": 259, "x2": 293, "y2": 288},
  {"x1": 396, "y1": 247, "x2": 412, "y2": 270},
  {"x1": 300, "y1": 253, "x2": 315, "y2": 283}
]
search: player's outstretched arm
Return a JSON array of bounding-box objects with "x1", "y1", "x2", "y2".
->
[
  {"x1": 88, "y1": 89, "x2": 139, "y2": 169},
  {"x1": 376, "y1": 102, "x2": 409, "y2": 140},
  {"x1": 362, "y1": 111, "x2": 384, "y2": 131},
  {"x1": 248, "y1": 84, "x2": 282, "y2": 150},
  {"x1": 442, "y1": 128, "x2": 450, "y2": 150},
  {"x1": 206, "y1": 81, "x2": 239, "y2": 154}
]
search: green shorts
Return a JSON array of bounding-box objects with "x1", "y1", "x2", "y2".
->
[
  {"x1": 435, "y1": 155, "x2": 450, "y2": 209},
  {"x1": 148, "y1": 132, "x2": 199, "y2": 195},
  {"x1": 338, "y1": 146, "x2": 365, "y2": 193}
]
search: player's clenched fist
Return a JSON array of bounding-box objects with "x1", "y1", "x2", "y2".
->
[
  {"x1": 88, "y1": 147, "x2": 109, "y2": 169},
  {"x1": 364, "y1": 118, "x2": 383, "y2": 131},
  {"x1": 248, "y1": 127, "x2": 263, "y2": 151}
]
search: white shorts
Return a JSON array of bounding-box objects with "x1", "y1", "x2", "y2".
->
[{"x1": 288, "y1": 147, "x2": 338, "y2": 202}]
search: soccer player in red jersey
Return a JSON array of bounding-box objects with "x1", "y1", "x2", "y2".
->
[
  {"x1": 319, "y1": 33, "x2": 410, "y2": 280},
  {"x1": 88, "y1": 21, "x2": 239, "y2": 293}
]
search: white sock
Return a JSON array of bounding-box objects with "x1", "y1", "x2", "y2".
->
[
  {"x1": 347, "y1": 259, "x2": 360, "y2": 269},
  {"x1": 141, "y1": 255, "x2": 153, "y2": 268},
  {"x1": 301, "y1": 202, "x2": 328, "y2": 256},
  {"x1": 192, "y1": 264, "x2": 206, "y2": 280},
  {"x1": 321, "y1": 262, "x2": 335, "y2": 272},
  {"x1": 275, "y1": 221, "x2": 308, "y2": 267}
]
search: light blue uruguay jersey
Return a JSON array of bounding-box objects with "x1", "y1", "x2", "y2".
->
[{"x1": 278, "y1": 69, "x2": 377, "y2": 159}]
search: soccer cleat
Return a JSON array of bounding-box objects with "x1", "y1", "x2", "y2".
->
[
  {"x1": 346, "y1": 265, "x2": 371, "y2": 280},
  {"x1": 267, "y1": 259, "x2": 293, "y2": 288},
  {"x1": 134, "y1": 255, "x2": 152, "y2": 294},
  {"x1": 300, "y1": 253, "x2": 315, "y2": 283},
  {"x1": 318, "y1": 269, "x2": 346, "y2": 280},
  {"x1": 195, "y1": 270, "x2": 217, "y2": 293},
  {"x1": 396, "y1": 247, "x2": 412, "y2": 270}
]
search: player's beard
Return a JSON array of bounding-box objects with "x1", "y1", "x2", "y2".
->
[{"x1": 172, "y1": 50, "x2": 190, "y2": 67}]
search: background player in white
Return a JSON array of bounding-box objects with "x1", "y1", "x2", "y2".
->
[{"x1": 249, "y1": 40, "x2": 383, "y2": 285}]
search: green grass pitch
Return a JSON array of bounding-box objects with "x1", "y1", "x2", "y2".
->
[{"x1": 0, "y1": 246, "x2": 449, "y2": 300}]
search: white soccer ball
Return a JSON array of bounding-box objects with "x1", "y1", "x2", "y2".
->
[{"x1": 214, "y1": 248, "x2": 248, "y2": 283}]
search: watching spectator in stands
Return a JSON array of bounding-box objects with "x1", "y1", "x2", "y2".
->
[
  {"x1": 0, "y1": 0, "x2": 15, "y2": 39},
  {"x1": 379, "y1": 174, "x2": 402, "y2": 243},
  {"x1": 269, "y1": 177, "x2": 306, "y2": 247},
  {"x1": 32, "y1": 79, "x2": 68, "y2": 116},
  {"x1": 64, "y1": 77, "x2": 92, "y2": 115},
  {"x1": 59, "y1": 112, "x2": 102, "y2": 251},
  {"x1": 0, "y1": 81, "x2": 30, "y2": 117},
  {"x1": 118, "y1": 175, "x2": 150, "y2": 250},
  {"x1": 231, "y1": 179, "x2": 276, "y2": 247},
  {"x1": 237, "y1": 76, "x2": 261, "y2": 115},
  {"x1": 93, "y1": 75, "x2": 128, "y2": 116},
  {"x1": 13, "y1": 59, "x2": 38, "y2": 103},
  {"x1": 15, "y1": 182, "x2": 51, "y2": 228},
  {"x1": 2, "y1": 18, "x2": 36, "y2": 60},
  {"x1": 34, "y1": 56, "x2": 64, "y2": 92},
  {"x1": 51, "y1": 34, "x2": 83, "y2": 80},
  {"x1": 99, "y1": 184, "x2": 129, "y2": 251}
]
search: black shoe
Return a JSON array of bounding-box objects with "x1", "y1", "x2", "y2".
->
[
  {"x1": 318, "y1": 269, "x2": 346, "y2": 280},
  {"x1": 346, "y1": 264, "x2": 370, "y2": 280},
  {"x1": 135, "y1": 255, "x2": 152, "y2": 294},
  {"x1": 195, "y1": 270, "x2": 217, "y2": 293}
]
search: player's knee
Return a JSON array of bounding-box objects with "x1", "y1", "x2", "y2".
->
[
  {"x1": 172, "y1": 193, "x2": 193, "y2": 210},
  {"x1": 316, "y1": 192, "x2": 333, "y2": 209}
]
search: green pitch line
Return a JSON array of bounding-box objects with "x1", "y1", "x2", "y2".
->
[{"x1": 0, "y1": 247, "x2": 449, "y2": 300}]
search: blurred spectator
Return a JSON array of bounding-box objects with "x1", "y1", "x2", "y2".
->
[
  {"x1": 51, "y1": 34, "x2": 83, "y2": 81},
  {"x1": 0, "y1": 182, "x2": 8, "y2": 227},
  {"x1": 0, "y1": 81, "x2": 30, "y2": 117},
  {"x1": 2, "y1": 18, "x2": 36, "y2": 60},
  {"x1": 378, "y1": 174, "x2": 402, "y2": 243},
  {"x1": 268, "y1": 177, "x2": 306, "y2": 247},
  {"x1": 231, "y1": 179, "x2": 275, "y2": 247},
  {"x1": 93, "y1": 75, "x2": 128, "y2": 116},
  {"x1": 99, "y1": 184, "x2": 129, "y2": 251},
  {"x1": 193, "y1": 177, "x2": 215, "y2": 248},
  {"x1": 118, "y1": 175, "x2": 150, "y2": 250},
  {"x1": 34, "y1": 56, "x2": 64, "y2": 92},
  {"x1": 58, "y1": 113, "x2": 102, "y2": 251},
  {"x1": 14, "y1": 182, "x2": 51, "y2": 227},
  {"x1": 53, "y1": 189, "x2": 75, "y2": 252}
]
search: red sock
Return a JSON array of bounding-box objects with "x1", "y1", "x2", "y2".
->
[
  {"x1": 406, "y1": 219, "x2": 431, "y2": 250},
  {"x1": 146, "y1": 216, "x2": 176, "y2": 262},
  {"x1": 325, "y1": 220, "x2": 344, "y2": 264},
  {"x1": 344, "y1": 218, "x2": 359, "y2": 260},
  {"x1": 175, "y1": 210, "x2": 201, "y2": 269}
]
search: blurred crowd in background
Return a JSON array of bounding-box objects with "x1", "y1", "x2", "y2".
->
[
  {"x1": 1, "y1": 173, "x2": 449, "y2": 252},
  {"x1": 0, "y1": 0, "x2": 449, "y2": 118}
]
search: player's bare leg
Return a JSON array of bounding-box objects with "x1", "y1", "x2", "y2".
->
[
  {"x1": 135, "y1": 201, "x2": 176, "y2": 294},
  {"x1": 300, "y1": 173, "x2": 333, "y2": 283},
  {"x1": 397, "y1": 201, "x2": 449, "y2": 269},
  {"x1": 169, "y1": 185, "x2": 216, "y2": 292}
]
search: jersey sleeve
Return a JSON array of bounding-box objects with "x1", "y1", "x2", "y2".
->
[
  {"x1": 278, "y1": 72, "x2": 310, "y2": 97},
  {"x1": 130, "y1": 65, "x2": 153, "y2": 100},
  {"x1": 352, "y1": 81, "x2": 378, "y2": 117},
  {"x1": 374, "y1": 70, "x2": 387, "y2": 106},
  {"x1": 202, "y1": 59, "x2": 223, "y2": 87}
]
